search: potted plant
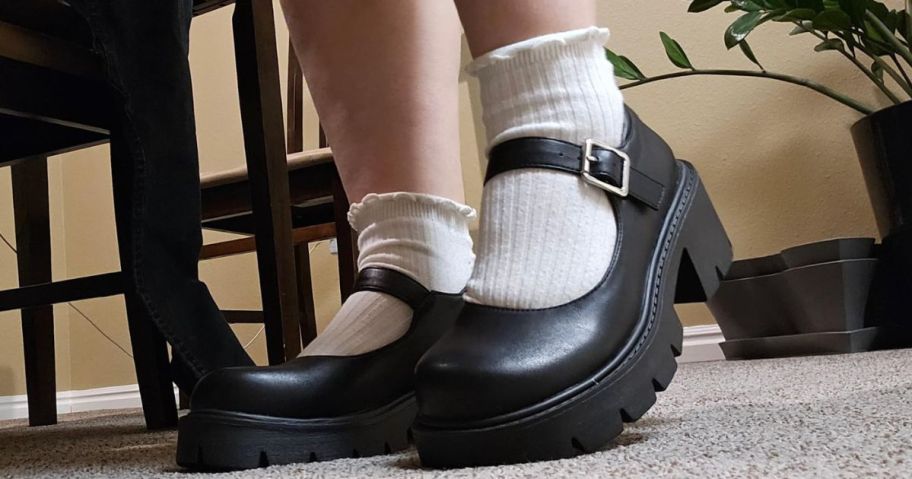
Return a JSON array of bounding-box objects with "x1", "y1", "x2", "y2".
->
[{"x1": 607, "y1": 0, "x2": 912, "y2": 358}]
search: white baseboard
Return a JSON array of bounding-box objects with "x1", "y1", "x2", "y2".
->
[
  {"x1": 0, "y1": 384, "x2": 179, "y2": 421},
  {"x1": 679, "y1": 324, "x2": 725, "y2": 363},
  {"x1": 0, "y1": 325, "x2": 724, "y2": 421}
]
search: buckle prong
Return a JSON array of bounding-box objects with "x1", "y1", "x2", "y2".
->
[{"x1": 581, "y1": 138, "x2": 630, "y2": 198}]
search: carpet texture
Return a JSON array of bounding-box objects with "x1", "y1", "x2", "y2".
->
[{"x1": 2, "y1": 349, "x2": 910, "y2": 478}]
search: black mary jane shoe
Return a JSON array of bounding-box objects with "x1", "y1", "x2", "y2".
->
[
  {"x1": 175, "y1": 267, "x2": 463, "y2": 470},
  {"x1": 413, "y1": 109, "x2": 733, "y2": 468}
]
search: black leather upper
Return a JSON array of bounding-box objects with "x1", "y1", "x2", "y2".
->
[
  {"x1": 189, "y1": 268, "x2": 464, "y2": 419},
  {"x1": 414, "y1": 109, "x2": 680, "y2": 424}
]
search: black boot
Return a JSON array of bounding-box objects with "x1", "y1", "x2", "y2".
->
[
  {"x1": 176, "y1": 267, "x2": 464, "y2": 470},
  {"x1": 413, "y1": 109, "x2": 733, "y2": 467}
]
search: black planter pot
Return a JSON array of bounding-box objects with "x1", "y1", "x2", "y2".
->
[
  {"x1": 852, "y1": 101, "x2": 912, "y2": 237},
  {"x1": 852, "y1": 101, "x2": 912, "y2": 330}
]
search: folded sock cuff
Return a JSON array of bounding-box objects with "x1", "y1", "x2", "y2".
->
[
  {"x1": 466, "y1": 26, "x2": 611, "y2": 76},
  {"x1": 346, "y1": 192, "x2": 476, "y2": 294}
]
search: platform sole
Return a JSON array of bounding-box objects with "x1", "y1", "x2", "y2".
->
[
  {"x1": 413, "y1": 161, "x2": 733, "y2": 468},
  {"x1": 176, "y1": 394, "x2": 416, "y2": 470}
]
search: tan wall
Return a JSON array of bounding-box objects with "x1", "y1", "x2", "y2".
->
[{"x1": 0, "y1": 0, "x2": 890, "y2": 395}]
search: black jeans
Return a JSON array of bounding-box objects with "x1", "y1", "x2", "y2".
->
[{"x1": 69, "y1": 0, "x2": 254, "y2": 390}]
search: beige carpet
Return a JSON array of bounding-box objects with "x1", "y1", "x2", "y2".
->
[{"x1": 2, "y1": 349, "x2": 911, "y2": 478}]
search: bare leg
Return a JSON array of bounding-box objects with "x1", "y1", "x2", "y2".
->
[
  {"x1": 280, "y1": 1, "x2": 476, "y2": 358},
  {"x1": 281, "y1": 0, "x2": 464, "y2": 203},
  {"x1": 454, "y1": 0, "x2": 596, "y2": 57}
]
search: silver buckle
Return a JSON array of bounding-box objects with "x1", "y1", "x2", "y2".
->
[{"x1": 581, "y1": 138, "x2": 630, "y2": 198}]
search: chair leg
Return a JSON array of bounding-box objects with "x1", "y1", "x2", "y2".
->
[
  {"x1": 295, "y1": 243, "x2": 317, "y2": 348},
  {"x1": 233, "y1": 0, "x2": 301, "y2": 365},
  {"x1": 332, "y1": 172, "x2": 357, "y2": 301},
  {"x1": 110, "y1": 132, "x2": 178, "y2": 430},
  {"x1": 123, "y1": 293, "x2": 178, "y2": 429},
  {"x1": 11, "y1": 158, "x2": 57, "y2": 427}
]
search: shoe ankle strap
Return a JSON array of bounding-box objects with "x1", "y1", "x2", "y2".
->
[
  {"x1": 354, "y1": 267, "x2": 431, "y2": 310},
  {"x1": 484, "y1": 137, "x2": 665, "y2": 210}
]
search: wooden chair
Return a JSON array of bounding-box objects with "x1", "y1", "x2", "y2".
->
[
  {"x1": 0, "y1": 0, "x2": 171, "y2": 429},
  {"x1": 0, "y1": 0, "x2": 304, "y2": 428}
]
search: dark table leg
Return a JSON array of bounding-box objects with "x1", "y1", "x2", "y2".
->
[
  {"x1": 233, "y1": 0, "x2": 302, "y2": 364},
  {"x1": 11, "y1": 157, "x2": 57, "y2": 427}
]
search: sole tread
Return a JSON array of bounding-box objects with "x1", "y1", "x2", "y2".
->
[{"x1": 176, "y1": 397, "x2": 417, "y2": 470}]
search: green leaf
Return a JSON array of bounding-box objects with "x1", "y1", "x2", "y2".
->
[
  {"x1": 872, "y1": 61, "x2": 884, "y2": 81},
  {"x1": 731, "y1": 0, "x2": 763, "y2": 11},
  {"x1": 840, "y1": 32, "x2": 858, "y2": 55},
  {"x1": 905, "y1": 10, "x2": 912, "y2": 47},
  {"x1": 660, "y1": 32, "x2": 694, "y2": 69},
  {"x1": 837, "y1": 0, "x2": 866, "y2": 27},
  {"x1": 724, "y1": 4, "x2": 741, "y2": 13},
  {"x1": 761, "y1": 0, "x2": 788, "y2": 8},
  {"x1": 725, "y1": 11, "x2": 765, "y2": 48},
  {"x1": 814, "y1": 38, "x2": 845, "y2": 51},
  {"x1": 794, "y1": 0, "x2": 824, "y2": 10},
  {"x1": 866, "y1": 2, "x2": 894, "y2": 28},
  {"x1": 863, "y1": 18, "x2": 886, "y2": 43},
  {"x1": 860, "y1": 29, "x2": 892, "y2": 56},
  {"x1": 812, "y1": 9, "x2": 852, "y2": 30},
  {"x1": 776, "y1": 8, "x2": 817, "y2": 21},
  {"x1": 688, "y1": 0, "x2": 726, "y2": 12},
  {"x1": 604, "y1": 48, "x2": 646, "y2": 81},
  {"x1": 738, "y1": 40, "x2": 765, "y2": 69},
  {"x1": 789, "y1": 20, "x2": 814, "y2": 34}
]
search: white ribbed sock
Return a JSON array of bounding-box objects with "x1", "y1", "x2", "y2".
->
[
  {"x1": 301, "y1": 193, "x2": 475, "y2": 356},
  {"x1": 464, "y1": 27, "x2": 626, "y2": 309}
]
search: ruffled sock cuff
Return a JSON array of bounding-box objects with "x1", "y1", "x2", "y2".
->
[{"x1": 347, "y1": 192, "x2": 477, "y2": 233}]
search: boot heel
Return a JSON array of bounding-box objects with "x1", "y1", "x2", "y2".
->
[{"x1": 674, "y1": 164, "x2": 733, "y2": 303}]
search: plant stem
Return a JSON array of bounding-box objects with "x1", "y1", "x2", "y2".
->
[
  {"x1": 621, "y1": 69, "x2": 874, "y2": 115},
  {"x1": 865, "y1": 10, "x2": 912, "y2": 67},
  {"x1": 891, "y1": 54, "x2": 912, "y2": 87},
  {"x1": 869, "y1": 54, "x2": 912, "y2": 98},
  {"x1": 799, "y1": 24, "x2": 905, "y2": 102},
  {"x1": 836, "y1": 49, "x2": 904, "y2": 103},
  {"x1": 905, "y1": 0, "x2": 912, "y2": 45}
]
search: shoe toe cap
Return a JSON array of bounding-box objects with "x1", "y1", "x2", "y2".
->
[
  {"x1": 189, "y1": 366, "x2": 294, "y2": 415},
  {"x1": 415, "y1": 340, "x2": 561, "y2": 423}
]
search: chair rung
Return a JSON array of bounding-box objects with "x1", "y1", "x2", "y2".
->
[
  {"x1": 223, "y1": 310, "x2": 264, "y2": 324},
  {"x1": 0, "y1": 272, "x2": 125, "y2": 313},
  {"x1": 200, "y1": 223, "x2": 337, "y2": 260},
  {"x1": 0, "y1": 20, "x2": 102, "y2": 79}
]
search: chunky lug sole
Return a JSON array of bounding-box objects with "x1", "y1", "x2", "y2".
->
[
  {"x1": 413, "y1": 161, "x2": 732, "y2": 468},
  {"x1": 176, "y1": 394, "x2": 416, "y2": 470}
]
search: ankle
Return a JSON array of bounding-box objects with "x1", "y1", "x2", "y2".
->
[
  {"x1": 301, "y1": 192, "x2": 475, "y2": 357},
  {"x1": 468, "y1": 26, "x2": 625, "y2": 149},
  {"x1": 349, "y1": 192, "x2": 476, "y2": 293}
]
